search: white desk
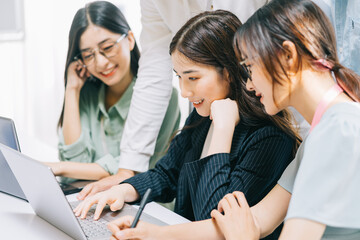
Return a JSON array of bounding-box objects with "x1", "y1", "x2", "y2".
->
[{"x1": 0, "y1": 192, "x2": 189, "y2": 239}]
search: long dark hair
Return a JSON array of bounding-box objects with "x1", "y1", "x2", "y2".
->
[
  {"x1": 57, "y1": 1, "x2": 141, "y2": 128},
  {"x1": 235, "y1": 0, "x2": 360, "y2": 104},
  {"x1": 170, "y1": 10, "x2": 301, "y2": 150}
]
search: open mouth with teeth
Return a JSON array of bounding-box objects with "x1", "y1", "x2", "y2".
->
[
  {"x1": 100, "y1": 66, "x2": 117, "y2": 77},
  {"x1": 193, "y1": 99, "x2": 204, "y2": 104}
]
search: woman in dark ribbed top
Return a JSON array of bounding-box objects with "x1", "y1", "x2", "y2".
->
[{"x1": 75, "y1": 10, "x2": 300, "y2": 240}]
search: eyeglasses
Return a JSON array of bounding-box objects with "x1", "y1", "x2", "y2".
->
[
  {"x1": 239, "y1": 59, "x2": 252, "y2": 81},
  {"x1": 74, "y1": 34, "x2": 128, "y2": 67}
]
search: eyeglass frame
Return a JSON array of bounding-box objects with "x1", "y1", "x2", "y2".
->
[
  {"x1": 74, "y1": 33, "x2": 128, "y2": 67},
  {"x1": 239, "y1": 59, "x2": 252, "y2": 81}
]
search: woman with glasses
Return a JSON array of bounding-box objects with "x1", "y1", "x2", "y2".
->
[
  {"x1": 74, "y1": 10, "x2": 301, "y2": 239},
  {"x1": 44, "y1": 1, "x2": 180, "y2": 194},
  {"x1": 105, "y1": 1, "x2": 360, "y2": 239},
  {"x1": 211, "y1": 0, "x2": 360, "y2": 239}
]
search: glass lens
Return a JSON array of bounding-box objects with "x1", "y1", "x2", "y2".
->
[
  {"x1": 239, "y1": 61, "x2": 252, "y2": 80},
  {"x1": 100, "y1": 42, "x2": 119, "y2": 58},
  {"x1": 80, "y1": 50, "x2": 95, "y2": 65},
  {"x1": 74, "y1": 36, "x2": 123, "y2": 67},
  {"x1": 244, "y1": 64, "x2": 252, "y2": 79}
]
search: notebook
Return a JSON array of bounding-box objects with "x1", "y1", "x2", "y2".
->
[
  {"x1": 0, "y1": 116, "x2": 92, "y2": 200},
  {"x1": 0, "y1": 143, "x2": 167, "y2": 240}
]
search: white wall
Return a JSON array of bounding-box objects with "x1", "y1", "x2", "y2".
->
[{"x1": 0, "y1": 0, "x2": 188, "y2": 161}]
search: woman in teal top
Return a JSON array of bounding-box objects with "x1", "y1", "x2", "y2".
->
[
  {"x1": 105, "y1": 1, "x2": 360, "y2": 240},
  {"x1": 45, "y1": 1, "x2": 180, "y2": 185}
]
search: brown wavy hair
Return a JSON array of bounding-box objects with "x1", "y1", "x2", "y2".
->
[{"x1": 170, "y1": 10, "x2": 301, "y2": 152}]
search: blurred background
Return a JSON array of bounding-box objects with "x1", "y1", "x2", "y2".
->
[{"x1": 0, "y1": 0, "x2": 188, "y2": 161}]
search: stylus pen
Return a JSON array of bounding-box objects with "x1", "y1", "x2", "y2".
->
[{"x1": 130, "y1": 188, "x2": 152, "y2": 228}]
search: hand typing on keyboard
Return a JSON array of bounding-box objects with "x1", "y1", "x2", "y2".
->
[
  {"x1": 71, "y1": 202, "x2": 111, "y2": 238},
  {"x1": 73, "y1": 183, "x2": 140, "y2": 220}
]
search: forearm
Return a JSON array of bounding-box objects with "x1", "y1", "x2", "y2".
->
[
  {"x1": 251, "y1": 184, "x2": 291, "y2": 238},
  {"x1": 63, "y1": 88, "x2": 82, "y2": 145},
  {"x1": 279, "y1": 219, "x2": 325, "y2": 240},
  {"x1": 206, "y1": 124, "x2": 235, "y2": 156},
  {"x1": 185, "y1": 153, "x2": 234, "y2": 220},
  {"x1": 157, "y1": 219, "x2": 224, "y2": 240},
  {"x1": 47, "y1": 161, "x2": 110, "y2": 180},
  {"x1": 120, "y1": 132, "x2": 189, "y2": 203},
  {"x1": 114, "y1": 168, "x2": 135, "y2": 182},
  {"x1": 122, "y1": 168, "x2": 176, "y2": 204},
  {"x1": 118, "y1": 183, "x2": 140, "y2": 203},
  {"x1": 48, "y1": 161, "x2": 136, "y2": 182},
  {"x1": 251, "y1": 206, "x2": 280, "y2": 238},
  {"x1": 119, "y1": 80, "x2": 172, "y2": 167},
  {"x1": 119, "y1": 0, "x2": 174, "y2": 165},
  {"x1": 60, "y1": 163, "x2": 136, "y2": 182}
]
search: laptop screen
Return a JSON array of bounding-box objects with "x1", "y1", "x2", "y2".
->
[
  {"x1": 0, "y1": 116, "x2": 26, "y2": 200},
  {"x1": 0, "y1": 117, "x2": 21, "y2": 152}
]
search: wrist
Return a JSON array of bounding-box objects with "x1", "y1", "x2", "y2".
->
[
  {"x1": 65, "y1": 86, "x2": 81, "y2": 97},
  {"x1": 207, "y1": 124, "x2": 234, "y2": 155},
  {"x1": 212, "y1": 124, "x2": 235, "y2": 144},
  {"x1": 53, "y1": 162, "x2": 65, "y2": 175},
  {"x1": 116, "y1": 168, "x2": 135, "y2": 180},
  {"x1": 118, "y1": 183, "x2": 139, "y2": 202},
  {"x1": 213, "y1": 121, "x2": 236, "y2": 131}
]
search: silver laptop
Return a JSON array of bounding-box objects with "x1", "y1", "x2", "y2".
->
[
  {"x1": 0, "y1": 116, "x2": 92, "y2": 198},
  {"x1": 0, "y1": 116, "x2": 26, "y2": 200},
  {"x1": 0, "y1": 143, "x2": 167, "y2": 240}
]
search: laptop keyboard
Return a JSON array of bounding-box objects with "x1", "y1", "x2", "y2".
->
[{"x1": 70, "y1": 202, "x2": 111, "y2": 238}]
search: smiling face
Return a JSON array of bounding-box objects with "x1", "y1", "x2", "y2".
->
[
  {"x1": 79, "y1": 25, "x2": 134, "y2": 88},
  {"x1": 172, "y1": 51, "x2": 229, "y2": 117}
]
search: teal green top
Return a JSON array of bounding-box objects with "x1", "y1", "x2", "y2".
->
[{"x1": 58, "y1": 77, "x2": 180, "y2": 183}]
